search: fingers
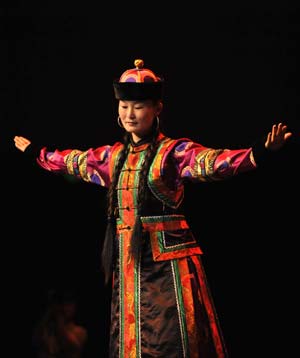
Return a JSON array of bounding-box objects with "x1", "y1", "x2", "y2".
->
[
  {"x1": 265, "y1": 132, "x2": 271, "y2": 148},
  {"x1": 272, "y1": 123, "x2": 290, "y2": 138},
  {"x1": 284, "y1": 132, "x2": 293, "y2": 141},
  {"x1": 271, "y1": 123, "x2": 281, "y2": 137},
  {"x1": 13, "y1": 135, "x2": 31, "y2": 152},
  {"x1": 14, "y1": 136, "x2": 30, "y2": 145},
  {"x1": 276, "y1": 122, "x2": 283, "y2": 135},
  {"x1": 270, "y1": 124, "x2": 277, "y2": 143}
]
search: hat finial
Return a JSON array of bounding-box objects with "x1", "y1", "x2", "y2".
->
[{"x1": 134, "y1": 59, "x2": 144, "y2": 69}]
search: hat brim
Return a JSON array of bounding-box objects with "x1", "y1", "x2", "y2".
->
[{"x1": 113, "y1": 81, "x2": 164, "y2": 100}]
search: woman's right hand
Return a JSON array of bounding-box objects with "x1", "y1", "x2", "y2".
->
[{"x1": 14, "y1": 136, "x2": 31, "y2": 152}]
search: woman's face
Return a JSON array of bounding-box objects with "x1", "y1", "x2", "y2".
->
[{"x1": 118, "y1": 100, "x2": 162, "y2": 142}]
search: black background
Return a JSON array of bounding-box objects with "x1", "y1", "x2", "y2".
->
[{"x1": 2, "y1": 3, "x2": 299, "y2": 357}]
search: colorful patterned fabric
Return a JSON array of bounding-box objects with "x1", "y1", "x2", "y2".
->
[
  {"x1": 36, "y1": 133, "x2": 258, "y2": 357},
  {"x1": 119, "y1": 59, "x2": 161, "y2": 83},
  {"x1": 119, "y1": 67, "x2": 159, "y2": 83}
]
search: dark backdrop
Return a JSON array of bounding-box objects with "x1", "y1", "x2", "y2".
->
[{"x1": 2, "y1": 3, "x2": 299, "y2": 357}]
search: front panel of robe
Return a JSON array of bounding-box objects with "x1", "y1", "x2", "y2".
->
[{"x1": 109, "y1": 137, "x2": 227, "y2": 358}]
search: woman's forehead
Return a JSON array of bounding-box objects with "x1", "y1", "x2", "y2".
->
[{"x1": 119, "y1": 100, "x2": 153, "y2": 105}]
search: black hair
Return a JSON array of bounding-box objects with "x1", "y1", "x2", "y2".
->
[{"x1": 101, "y1": 117, "x2": 161, "y2": 284}]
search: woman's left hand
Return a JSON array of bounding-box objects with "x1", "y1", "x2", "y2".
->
[{"x1": 264, "y1": 123, "x2": 292, "y2": 151}]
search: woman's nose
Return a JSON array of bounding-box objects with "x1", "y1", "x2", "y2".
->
[{"x1": 128, "y1": 110, "x2": 135, "y2": 118}]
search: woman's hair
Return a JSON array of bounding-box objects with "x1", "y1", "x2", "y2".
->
[{"x1": 101, "y1": 117, "x2": 160, "y2": 284}]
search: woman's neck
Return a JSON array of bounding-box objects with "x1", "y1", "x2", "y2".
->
[
  {"x1": 131, "y1": 133, "x2": 143, "y2": 143},
  {"x1": 130, "y1": 131, "x2": 156, "y2": 146}
]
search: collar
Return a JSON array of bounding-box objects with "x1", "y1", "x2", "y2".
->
[{"x1": 129, "y1": 132, "x2": 166, "y2": 151}]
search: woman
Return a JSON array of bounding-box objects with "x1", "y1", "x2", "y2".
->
[{"x1": 14, "y1": 59, "x2": 292, "y2": 358}]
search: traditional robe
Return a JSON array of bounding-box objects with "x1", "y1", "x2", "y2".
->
[{"x1": 36, "y1": 132, "x2": 257, "y2": 357}]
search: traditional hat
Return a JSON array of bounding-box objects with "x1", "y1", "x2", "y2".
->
[{"x1": 113, "y1": 59, "x2": 164, "y2": 100}]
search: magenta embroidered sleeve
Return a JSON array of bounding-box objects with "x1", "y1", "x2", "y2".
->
[
  {"x1": 36, "y1": 145, "x2": 112, "y2": 187},
  {"x1": 172, "y1": 140, "x2": 257, "y2": 182}
]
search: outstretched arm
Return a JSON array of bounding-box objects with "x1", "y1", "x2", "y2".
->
[
  {"x1": 13, "y1": 135, "x2": 113, "y2": 187},
  {"x1": 170, "y1": 122, "x2": 293, "y2": 183},
  {"x1": 264, "y1": 122, "x2": 292, "y2": 151}
]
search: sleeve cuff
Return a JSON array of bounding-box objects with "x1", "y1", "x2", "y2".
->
[
  {"x1": 252, "y1": 136, "x2": 279, "y2": 167},
  {"x1": 23, "y1": 143, "x2": 43, "y2": 161}
]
